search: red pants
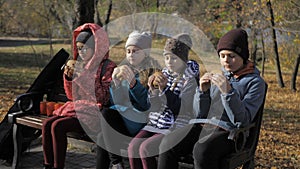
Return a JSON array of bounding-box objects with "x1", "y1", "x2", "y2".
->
[
  {"x1": 42, "y1": 116, "x2": 84, "y2": 169},
  {"x1": 128, "y1": 130, "x2": 164, "y2": 169}
]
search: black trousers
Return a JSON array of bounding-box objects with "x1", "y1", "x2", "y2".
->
[
  {"x1": 157, "y1": 124, "x2": 235, "y2": 169},
  {"x1": 96, "y1": 108, "x2": 133, "y2": 169}
]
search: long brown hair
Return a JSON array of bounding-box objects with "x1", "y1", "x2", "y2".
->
[{"x1": 121, "y1": 56, "x2": 162, "y2": 88}]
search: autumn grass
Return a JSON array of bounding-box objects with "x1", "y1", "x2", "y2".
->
[
  {"x1": 256, "y1": 73, "x2": 300, "y2": 169},
  {"x1": 0, "y1": 41, "x2": 299, "y2": 168}
]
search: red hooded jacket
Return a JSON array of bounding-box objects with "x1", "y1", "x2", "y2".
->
[{"x1": 53, "y1": 23, "x2": 116, "y2": 124}]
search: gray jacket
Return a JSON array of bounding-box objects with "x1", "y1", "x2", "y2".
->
[{"x1": 191, "y1": 66, "x2": 266, "y2": 130}]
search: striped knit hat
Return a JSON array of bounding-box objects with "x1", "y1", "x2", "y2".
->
[{"x1": 164, "y1": 33, "x2": 192, "y2": 63}]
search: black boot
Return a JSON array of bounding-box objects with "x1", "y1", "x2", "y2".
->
[{"x1": 43, "y1": 164, "x2": 52, "y2": 169}]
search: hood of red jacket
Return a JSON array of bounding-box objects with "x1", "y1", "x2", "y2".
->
[{"x1": 72, "y1": 23, "x2": 110, "y2": 70}]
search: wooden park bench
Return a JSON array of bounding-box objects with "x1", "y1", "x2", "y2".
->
[
  {"x1": 178, "y1": 83, "x2": 268, "y2": 169},
  {"x1": 98, "y1": 83, "x2": 268, "y2": 169},
  {"x1": 6, "y1": 47, "x2": 268, "y2": 169},
  {"x1": 7, "y1": 49, "x2": 94, "y2": 169}
]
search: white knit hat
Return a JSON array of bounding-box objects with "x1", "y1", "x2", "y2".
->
[{"x1": 125, "y1": 31, "x2": 152, "y2": 56}]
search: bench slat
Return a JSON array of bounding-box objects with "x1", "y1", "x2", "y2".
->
[
  {"x1": 22, "y1": 115, "x2": 47, "y2": 122},
  {"x1": 15, "y1": 114, "x2": 93, "y2": 142},
  {"x1": 16, "y1": 118, "x2": 43, "y2": 129},
  {"x1": 15, "y1": 115, "x2": 47, "y2": 129}
]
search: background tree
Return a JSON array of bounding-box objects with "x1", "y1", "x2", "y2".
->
[
  {"x1": 291, "y1": 54, "x2": 300, "y2": 91},
  {"x1": 267, "y1": 0, "x2": 284, "y2": 87},
  {"x1": 74, "y1": 0, "x2": 95, "y2": 29},
  {"x1": 94, "y1": 0, "x2": 103, "y2": 26}
]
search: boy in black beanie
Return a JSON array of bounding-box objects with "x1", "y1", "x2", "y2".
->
[{"x1": 157, "y1": 28, "x2": 266, "y2": 169}]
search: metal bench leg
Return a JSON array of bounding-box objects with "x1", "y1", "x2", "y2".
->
[
  {"x1": 12, "y1": 124, "x2": 23, "y2": 169},
  {"x1": 242, "y1": 158, "x2": 254, "y2": 169}
]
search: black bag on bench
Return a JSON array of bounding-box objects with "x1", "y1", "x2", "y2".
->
[{"x1": 0, "y1": 48, "x2": 69, "y2": 162}]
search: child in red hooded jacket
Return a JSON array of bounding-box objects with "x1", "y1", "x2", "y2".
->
[{"x1": 42, "y1": 23, "x2": 116, "y2": 169}]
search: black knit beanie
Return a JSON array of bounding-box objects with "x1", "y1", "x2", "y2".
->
[
  {"x1": 217, "y1": 28, "x2": 249, "y2": 62},
  {"x1": 163, "y1": 33, "x2": 192, "y2": 63},
  {"x1": 76, "y1": 30, "x2": 95, "y2": 49}
]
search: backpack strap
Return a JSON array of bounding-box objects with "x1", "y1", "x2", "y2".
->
[{"x1": 100, "y1": 59, "x2": 111, "y2": 82}]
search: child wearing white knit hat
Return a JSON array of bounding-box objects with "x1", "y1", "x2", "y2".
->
[
  {"x1": 96, "y1": 30, "x2": 161, "y2": 169},
  {"x1": 125, "y1": 31, "x2": 152, "y2": 57}
]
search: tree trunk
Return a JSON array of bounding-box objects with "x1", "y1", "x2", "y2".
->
[
  {"x1": 250, "y1": 29, "x2": 258, "y2": 64},
  {"x1": 231, "y1": 0, "x2": 242, "y2": 28},
  {"x1": 261, "y1": 32, "x2": 266, "y2": 77},
  {"x1": 94, "y1": 0, "x2": 103, "y2": 27},
  {"x1": 74, "y1": 0, "x2": 95, "y2": 29},
  {"x1": 104, "y1": 0, "x2": 112, "y2": 31},
  {"x1": 42, "y1": 0, "x2": 54, "y2": 56},
  {"x1": 291, "y1": 54, "x2": 300, "y2": 92},
  {"x1": 150, "y1": 1, "x2": 160, "y2": 39},
  {"x1": 267, "y1": 0, "x2": 284, "y2": 87}
]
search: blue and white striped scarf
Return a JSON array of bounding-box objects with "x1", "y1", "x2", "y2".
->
[
  {"x1": 147, "y1": 60, "x2": 200, "y2": 129},
  {"x1": 162, "y1": 68, "x2": 184, "y2": 95}
]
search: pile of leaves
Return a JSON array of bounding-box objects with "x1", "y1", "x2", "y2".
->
[
  {"x1": 254, "y1": 73, "x2": 300, "y2": 169},
  {"x1": 0, "y1": 66, "x2": 38, "y2": 122}
]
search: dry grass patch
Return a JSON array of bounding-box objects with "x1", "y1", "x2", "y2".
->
[{"x1": 256, "y1": 73, "x2": 300, "y2": 169}]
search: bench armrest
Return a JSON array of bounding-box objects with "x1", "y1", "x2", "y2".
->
[
  {"x1": 8, "y1": 92, "x2": 44, "y2": 124},
  {"x1": 228, "y1": 123, "x2": 256, "y2": 152},
  {"x1": 15, "y1": 92, "x2": 45, "y2": 113},
  {"x1": 8, "y1": 111, "x2": 27, "y2": 124}
]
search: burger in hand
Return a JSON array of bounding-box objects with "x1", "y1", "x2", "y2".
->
[
  {"x1": 151, "y1": 71, "x2": 167, "y2": 89},
  {"x1": 64, "y1": 59, "x2": 76, "y2": 78}
]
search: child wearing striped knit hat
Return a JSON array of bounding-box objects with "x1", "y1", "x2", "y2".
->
[{"x1": 127, "y1": 33, "x2": 199, "y2": 169}]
